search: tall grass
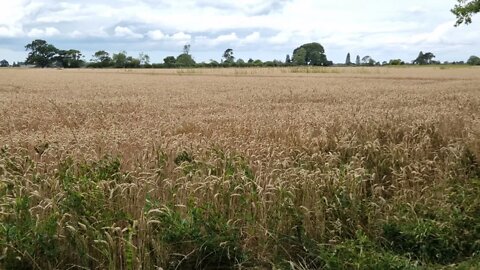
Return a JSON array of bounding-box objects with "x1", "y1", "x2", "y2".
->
[{"x1": 1, "y1": 120, "x2": 479, "y2": 269}]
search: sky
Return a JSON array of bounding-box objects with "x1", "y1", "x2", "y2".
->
[{"x1": 0, "y1": 0, "x2": 479, "y2": 64}]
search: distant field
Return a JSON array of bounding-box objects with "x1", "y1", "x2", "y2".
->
[{"x1": 1, "y1": 67, "x2": 479, "y2": 269}]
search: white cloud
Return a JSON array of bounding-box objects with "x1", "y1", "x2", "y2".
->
[
  {"x1": 70, "y1": 30, "x2": 83, "y2": 38},
  {"x1": 170, "y1": 32, "x2": 191, "y2": 42},
  {"x1": 384, "y1": 21, "x2": 455, "y2": 46},
  {"x1": 114, "y1": 26, "x2": 144, "y2": 39},
  {"x1": 243, "y1": 32, "x2": 261, "y2": 43},
  {"x1": 0, "y1": 0, "x2": 479, "y2": 62},
  {"x1": 268, "y1": 31, "x2": 292, "y2": 44},
  {"x1": 147, "y1": 30, "x2": 191, "y2": 43},
  {"x1": 215, "y1": 33, "x2": 239, "y2": 43},
  {"x1": 147, "y1": 30, "x2": 165, "y2": 40},
  {"x1": 0, "y1": 26, "x2": 24, "y2": 38},
  {"x1": 27, "y1": 27, "x2": 60, "y2": 38}
]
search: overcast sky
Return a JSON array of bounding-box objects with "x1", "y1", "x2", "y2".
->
[{"x1": 1, "y1": 0, "x2": 479, "y2": 63}]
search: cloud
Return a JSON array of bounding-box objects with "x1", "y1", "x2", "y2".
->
[
  {"x1": 383, "y1": 21, "x2": 455, "y2": 46},
  {"x1": 170, "y1": 32, "x2": 191, "y2": 42},
  {"x1": 147, "y1": 30, "x2": 165, "y2": 40},
  {"x1": 27, "y1": 27, "x2": 60, "y2": 38},
  {"x1": 268, "y1": 31, "x2": 292, "y2": 44},
  {"x1": 243, "y1": 32, "x2": 261, "y2": 43},
  {"x1": 114, "y1": 26, "x2": 144, "y2": 39},
  {"x1": 214, "y1": 33, "x2": 239, "y2": 43},
  {"x1": 0, "y1": 0, "x2": 479, "y2": 63},
  {"x1": 0, "y1": 26, "x2": 24, "y2": 38},
  {"x1": 194, "y1": 0, "x2": 292, "y2": 15},
  {"x1": 147, "y1": 30, "x2": 191, "y2": 43}
]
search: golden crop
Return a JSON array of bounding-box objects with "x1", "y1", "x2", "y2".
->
[{"x1": 0, "y1": 67, "x2": 479, "y2": 269}]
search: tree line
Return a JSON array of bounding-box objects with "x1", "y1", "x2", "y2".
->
[
  {"x1": 3, "y1": 39, "x2": 330, "y2": 69},
  {"x1": 1, "y1": 39, "x2": 477, "y2": 69}
]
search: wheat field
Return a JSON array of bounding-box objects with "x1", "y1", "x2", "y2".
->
[{"x1": 1, "y1": 67, "x2": 480, "y2": 269}]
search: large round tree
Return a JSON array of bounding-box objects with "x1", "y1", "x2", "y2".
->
[{"x1": 292, "y1": 42, "x2": 330, "y2": 66}]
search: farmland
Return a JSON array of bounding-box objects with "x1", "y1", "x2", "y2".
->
[{"x1": 1, "y1": 67, "x2": 480, "y2": 269}]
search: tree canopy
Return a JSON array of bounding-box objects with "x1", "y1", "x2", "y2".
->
[
  {"x1": 176, "y1": 53, "x2": 196, "y2": 67},
  {"x1": 25, "y1": 39, "x2": 58, "y2": 68},
  {"x1": 345, "y1": 53, "x2": 351, "y2": 65},
  {"x1": 0, "y1": 59, "x2": 9, "y2": 67},
  {"x1": 452, "y1": 0, "x2": 480, "y2": 25},
  {"x1": 222, "y1": 49, "x2": 235, "y2": 64},
  {"x1": 413, "y1": 51, "x2": 436, "y2": 65},
  {"x1": 56, "y1": 49, "x2": 84, "y2": 68},
  {"x1": 467, "y1": 55, "x2": 480, "y2": 65},
  {"x1": 292, "y1": 42, "x2": 330, "y2": 66}
]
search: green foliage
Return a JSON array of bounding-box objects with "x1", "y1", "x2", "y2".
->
[
  {"x1": 292, "y1": 47, "x2": 307, "y2": 65},
  {"x1": 176, "y1": 53, "x2": 196, "y2": 67},
  {"x1": 25, "y1": 39, "x2": 59, "y2": 68},
  {"x1": 56, "y1": 49, "x2": 84, "y2": 68},
  {"x1": 467, "y1": 55, "x2": 480, "y2": 65},
  {"x1": 414, "y1": 51, "x2": 436, "y2": 65},
  {"x1": 147, "y1": 204, "x2": 246, "y2": 269},
  {"x1": 222, "y1": 48, "x2": 235, "y2": 64},
  {"x1": 345, "y1": 53, "x2": 351, "y2": 65},
  {"x1": 361, "y1": 56, "x2": 376, "y2": 66},
  {"x1": 452, "y1": 0, "x2": 480, "y2": 25},
  {"x1": 163, "y1": 56, "x2": 176, "y2": 68},
  {"x1": 292, "y1": 42, "x2": 330, "y2": 66},
  {"x1": 113, "y1": 51, "x2": 128, "y2": 68},
  {"x1": 1, "y1": 141, "x2": 480, "y2": 269},
  {"x1": 1, "y1": 195, "x2": 60, "y2": 269},
  {"x1": 389, "y1": 59, "x2": 405, "y2": 65},
  {"x1": 0, "y1": 59, "x2": 9, "y2": 67},
  {"x1": 383, "y1": 178, "x2": 480, "y2": 265},
  {"x1": 283, "y1": 231, "x2": 418, "y2": 270}
]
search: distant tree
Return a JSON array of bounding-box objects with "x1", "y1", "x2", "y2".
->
[
  {"x1": 236, "y1": 58, "x2": 246, "y2": 67},
  {"x1": 310, "y1": 51, "x2": 328, "y2": 66},
  {"x1": 92, "y1": 50, "x2": 112, "y2": 67},
  {"x1": 222, "y1": 48, "x2": 235, "y2": 64},
  {"x1": 253, "y1": 59, "x2": 263, "y2": 66},
  {"x1": 345, "y1": 53, "x2": 351, "y2": 65},
  {"x1": 0, "y1": 59, "x2": 9, "y2": 67},
  {"x1": 389, "y1": 59, "x2": 404, "y2": 65},
  {"x1": 292, "y1": 47, "x2": 307, "y2": 65},
  {"x1": 183, "y1": 44, "x2": 191, "y2": 55},
  {"x1": 139, "y1": 52, "x2": 150, "y2": 65},
  {"x1": 361, "y1": 56, "x2": 375, "y2": 66},
  {"x1": 56, "y1": 49, "x2": 84, "y2": 68},
  {"x1": 292, "y1": 42, "x2": 329, "y2": 66},
  {"x1": 209, "y1": 59, "x2": 220, "y2": 67},
  {"x1": 452, "y1": 0, "x2": 480, "y2": 25},
  {"x1": 176, "y1": 53, "x2": 196, "y2": 67},
  {"x1": 414, "y1": 51, "x2": 436, "y2": 65},
  {"x1": 25, "y1": 39, "x2": 58, "y2": 68},
  {"x1": 112, "y1": 51, "x2": 128, "y2": 68},
  {"x1": 356, "y1": 55, "x2": 361, "y2": 65},
  {"x1": 423, "y1": 52, "x2": 436, "y2": 64},
  {"x1": 467, "y1": 55, "x2": 480, "y2": 65},
  {"x1": 414, "y1": 51, "x2": 425, "y2": 65},
  {"x1": 125, "y1": 56, "x2": 141, "y2": 68},
  {"x1": 163, "y1": 56, "x2": 176, "y2": 67},
  {"x1": 273, "y1": 59, "x2": 283, "y2": 66},
  {"x1": 285, "y1": 54, "x2": 291, "y2": 64},
  {"x1": 247, "y1": 58, "x2": 254, "y2": 64}
]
